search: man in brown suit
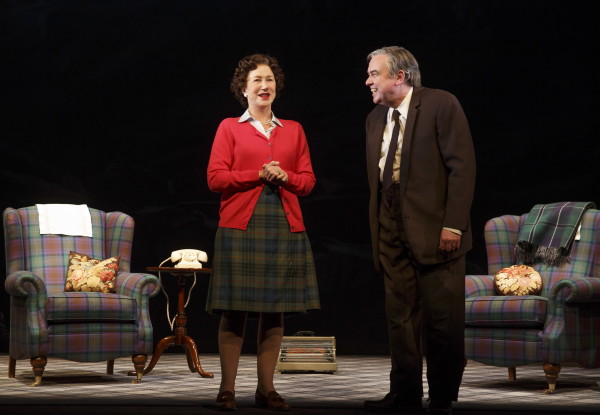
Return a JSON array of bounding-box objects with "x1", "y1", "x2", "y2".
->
[{"x1": 363, "y1": 46, "x2": 476, "y2": 415}]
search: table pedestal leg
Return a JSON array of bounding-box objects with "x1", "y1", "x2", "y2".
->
[
  {"x1": 133, "y1": 335, "x2": 176, "y2": 376},
  {"x1": 129, "y1": 273, "x2": 214, "y2": 378},
  {"x1": 182, "y1": 334, "x2": 213, "y2": 377}
]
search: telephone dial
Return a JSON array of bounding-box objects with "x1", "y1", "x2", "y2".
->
[{"x1": 166, "y1": 249, "x2": 208, "y2": 269}]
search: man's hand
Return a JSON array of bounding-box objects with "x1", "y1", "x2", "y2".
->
[{"x1": 439, "y1": 229, "x2": 461, "y2": 254}]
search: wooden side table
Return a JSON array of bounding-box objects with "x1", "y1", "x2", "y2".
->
[{"x1": 131, "y1": 266, "x2": 214, "y2": 378}]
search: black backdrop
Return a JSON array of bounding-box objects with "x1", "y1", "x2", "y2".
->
[{"x1": 1, "y1": 0, "x2": 599, "y2": 355}]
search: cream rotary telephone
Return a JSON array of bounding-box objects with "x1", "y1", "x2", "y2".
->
[{"x1": 169, "y1": 249, "x2": 208, "y2": 268}]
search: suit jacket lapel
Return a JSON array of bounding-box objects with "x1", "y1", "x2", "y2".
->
[
  {"x1": 399, "y1": 87, "x2": 421, "y2": 189},
  {"x1": 367, "y1": 106, "x2": 387, "y2": 190}
]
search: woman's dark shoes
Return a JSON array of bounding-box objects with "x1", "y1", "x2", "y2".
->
[
  {"x1": 215, "y1": 391, "x2": 237, "y2": 411},
  {"x1": 255, "y1": 389, "x2": 291, "y2": 411},
  {"x1": 363, "y1": 392, "x2": 423, "y2": 413}
]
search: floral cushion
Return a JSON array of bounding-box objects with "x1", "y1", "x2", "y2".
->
[
  {"x1": 494, "y1": 264, "x2": 543, "y2": 296},
  {"x1": 65, "y1": 251, "x2": 119, "y2": 293}
]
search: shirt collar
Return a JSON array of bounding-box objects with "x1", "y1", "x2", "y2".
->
[
  {"x1": 239, "y1": 109, "x2": 283, "y2": 127},
  {"x1": 388, "y1": 86, "x2": 413, "y2": 122}
]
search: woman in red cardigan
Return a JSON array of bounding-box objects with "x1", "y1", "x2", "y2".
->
[{"x1": 206, "y1": 53, "x2": 320, "y2": 411}]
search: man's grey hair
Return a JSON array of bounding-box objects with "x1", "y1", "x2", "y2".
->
[{"x1": 367, "y1": 46, "x2": 422, "y2": 87}]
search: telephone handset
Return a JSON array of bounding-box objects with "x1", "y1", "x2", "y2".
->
[{"x1": 169, "y1": 249, "x2": 208, "y2": 269}]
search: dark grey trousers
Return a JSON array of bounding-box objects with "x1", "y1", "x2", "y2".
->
[{"x1": 378, "y1": 185, "x2": 465, "y2": 403}]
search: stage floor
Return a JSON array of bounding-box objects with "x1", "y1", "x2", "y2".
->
[{"x1": 1, "y1": 353, "x2": 599, "y2": 414}]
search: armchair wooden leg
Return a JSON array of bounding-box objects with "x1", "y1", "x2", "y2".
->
[
  {"x1": 508, "y1": 366, "x2": 517, "y2": 380},
  {"x1": 543, "y1": 363, "x2": 561, "y2": 394},
  {"x1": 8, "y1": 356, "x2": 16, "y2": 378},
  {"x1": 30, "y1": 357, "x2": 47, "y2": 387},
  {"x1": 107, "y1": 359, "x2": 115, "y2": 375},
  {"x1": 131, "y1": 354, "x2": 147, "y2": 384}
]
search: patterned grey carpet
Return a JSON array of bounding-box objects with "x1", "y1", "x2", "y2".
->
[{"x1": 1, "y1": 353, "x2": 599, "y2": 414}]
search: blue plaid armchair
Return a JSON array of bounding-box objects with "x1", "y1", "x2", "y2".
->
[
  {"x1": 3, "y1": 206, "x2": 161, "y2": 386},
  {"x1": 465, "y1": 208, "x2": 600, "y2": 393}
]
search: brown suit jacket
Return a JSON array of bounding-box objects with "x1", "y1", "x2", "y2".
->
[{"x1": 366, "y1": 87, "x2": 476, "y2": 269}]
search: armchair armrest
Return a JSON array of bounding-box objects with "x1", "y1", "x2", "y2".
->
[
  {"x1": 466, "y1": 274, "x2": 496, "y2": 298},
  {"x1": 116, "y1": 272, "x2": 161, "y2": 351},
  {"x1": 115, "y1": 272, "x2": 161, "y2": 299},
  {"x1": 551, "y1": 276, "x2": 600, "y2": 303},
  {"x1": 5, "y1": 271, "x2": 48, "y2": 307}
]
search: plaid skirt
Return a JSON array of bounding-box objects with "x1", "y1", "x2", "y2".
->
[{"x1": 206, "y1": 185, "x2": 320, "y2": 314}]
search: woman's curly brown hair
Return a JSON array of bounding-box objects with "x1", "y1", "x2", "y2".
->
[{"x1": 230, "y1": 54, "x2": 285, "y2": 108}]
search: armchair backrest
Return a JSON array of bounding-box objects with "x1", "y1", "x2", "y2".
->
[
  {"x1": 484, "y1": 209, "x2": 600, "y2": 297},
  {"x1": 3, "y1": 206, "x2": 134, "y2": 295}
]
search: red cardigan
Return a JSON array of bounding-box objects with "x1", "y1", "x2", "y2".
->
[{"x1": 207, "y1": 117, "x2": 316, "y2": 232}]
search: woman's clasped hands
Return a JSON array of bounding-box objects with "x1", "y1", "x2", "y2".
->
[{"x1": 259, "y1": 160, "x2": 288, "y2": 186}]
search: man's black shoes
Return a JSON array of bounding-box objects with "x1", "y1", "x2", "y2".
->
[
  {"x1": 427, "y1": 399, "x2": 452, "y2": 414},
  {"x1": 363, "y1": 393, "x2": 423, "y2": 413}
]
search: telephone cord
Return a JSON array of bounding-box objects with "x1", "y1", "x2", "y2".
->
[{"x1": 158, "y1": 258, "x2": 198, "y2": 331}]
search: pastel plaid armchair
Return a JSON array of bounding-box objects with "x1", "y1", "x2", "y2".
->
[
  {"x1": 465, "y1": 208, "x2": 600, "y2": 393},
  {"x1": 3, "y1": 206, "x2": 161, "y2": 386}
]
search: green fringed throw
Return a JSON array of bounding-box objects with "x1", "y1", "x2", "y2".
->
[{"x1": 515, "y1": 201, "x2": 596, "y2": 266}]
